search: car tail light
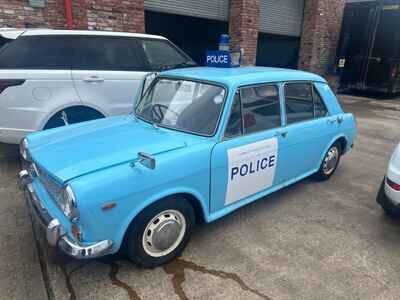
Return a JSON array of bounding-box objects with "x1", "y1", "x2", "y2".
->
[
  {"x1": 0, "y1": 79, "x2": 25, "y2": 94},
  {"x1": 387, "y1": 177, "x2": 400, "y2": 191}
]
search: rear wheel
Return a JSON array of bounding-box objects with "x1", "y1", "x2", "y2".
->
[
  {"x1": 313, "y1": 142, "x2": 341, "y2": 181},
  {"x1": 44, "y1": 107, "x2": 104, "y2": 130},
  {"x1": 125, "y1": 196, "x2": 195, "y2": 268}
]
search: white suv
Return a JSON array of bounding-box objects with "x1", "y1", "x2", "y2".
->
[
  {"x1": 377, "y1": 143, "x2": 400, "y2": 217},
  {"x1": 0, "y1": 29, "x2": 195, "y2": 143}
]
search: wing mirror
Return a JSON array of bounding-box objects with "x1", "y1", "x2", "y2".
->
[{"x1": 131, "y1": 152, "x2": 156, "y2": 170}]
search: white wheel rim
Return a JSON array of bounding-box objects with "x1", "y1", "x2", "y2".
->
[
  {"x1": 142, "y1": 209, "x2": 186, "y2": 257},
  {"x1": 323, "y1": 146, "x2": 339, "y2": 175}
]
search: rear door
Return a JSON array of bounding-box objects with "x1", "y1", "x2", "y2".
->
[
  {"x1": 277, "y1": 82, "x2": 336, "y2": 183},
  {"x1": 71, "y1": 35, "x2": 148, "y2": 116}
]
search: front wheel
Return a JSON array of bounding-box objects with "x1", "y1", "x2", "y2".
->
[
  {"x1": 125, "y1": 196, "x2": 195, "y2": 268},
  {"x1": 313, "y1": 142, "x2": 341, "y2": 181}
]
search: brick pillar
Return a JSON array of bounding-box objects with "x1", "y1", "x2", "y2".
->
[
  {"x1": 228, "y1": 0, "x2": 260, "y2": 66},
  {"x1": 298, "y1": 0, "x2": 345, "y2": 83},
  {"x1": 85, "y1": 0, "x2": 145, "y2": 33}
]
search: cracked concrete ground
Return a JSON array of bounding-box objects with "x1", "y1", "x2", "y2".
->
[
  {"x1": 0, "y1": 144, "x2": 47, "y2": 299},
  {"x1": 1, "y1": 94, "x2": 400, "y2": 300}
]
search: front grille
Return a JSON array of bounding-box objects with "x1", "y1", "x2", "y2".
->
[{"x1": 34, "y1": 163, "x2": 63, "y2": 202}]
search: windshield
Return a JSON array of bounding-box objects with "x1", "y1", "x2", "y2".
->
[{"x1": 135, "y1": 78, "x2": 226, "y2": 136}]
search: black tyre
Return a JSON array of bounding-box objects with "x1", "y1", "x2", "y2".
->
[
  {"x1": 313, "y1": 142, "x2": 341, "y2": 181},
  {"x1": 44, "y1": 107, "x2": 104, "y2": 130},
  {"x1": 377, "y1": 178, "x2": 400, "y2": 218},
  {"x1": 125, "y1": 196, "x2": 195, "y2": 268}
]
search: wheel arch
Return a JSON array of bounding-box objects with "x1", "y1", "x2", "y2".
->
[
  {"x1": 40, "y1": 104, "x2": 108, "y2": 130},
  {"x1": 318, "y1": 134, "x2": 348, "y2": 167},
  {"x1": 116, "y1": 189, "x2": 207, "y2": 252}
]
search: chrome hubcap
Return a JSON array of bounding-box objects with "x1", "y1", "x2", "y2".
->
[
  {"x1": 323, "y1": 146, "x2": 339, "y2": 175},
  {"x1": 142, "y1": 209, "x2": 186, "y2": 257}
]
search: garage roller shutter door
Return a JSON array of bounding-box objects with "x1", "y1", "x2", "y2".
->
[
  {"x1": 259, "y1": 0, "x2": 305, "y2": 37},
  {"x1": 144, "y1": 0, "x2": 229, "y2": 21}
]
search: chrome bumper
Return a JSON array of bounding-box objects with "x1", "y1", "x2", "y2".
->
[{"x1": 19, "y1": 170, "x2": 113, "y2": 259}]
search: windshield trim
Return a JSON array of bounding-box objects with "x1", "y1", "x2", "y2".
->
[{"x1": 135, "y1": 76, "x2": 228, "y2": 138}]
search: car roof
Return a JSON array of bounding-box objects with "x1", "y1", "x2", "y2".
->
[
  {"x1": 20, "y1": 29, "x2": 167, "y2": 40},
  {"x1": 161, "y1": 66, "x2": 327, "y2": 88}
]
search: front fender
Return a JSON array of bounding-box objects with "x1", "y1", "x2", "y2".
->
[{"x1": 114, "y1": 186, "x2": 208, "y2": 252}]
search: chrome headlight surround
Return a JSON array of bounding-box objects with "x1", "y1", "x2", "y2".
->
[
  {"x1": 59, "y1": 185, "x2": 79, "y2": 221},
  {"x1": 19, "y1": 138, "x2": 31, "y2": 162}
]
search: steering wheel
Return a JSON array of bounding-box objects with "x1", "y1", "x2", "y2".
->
[{"x1": 151, "y1": 104, "x2": 180, "y2": 123}]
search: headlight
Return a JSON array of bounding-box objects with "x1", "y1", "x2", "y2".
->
[
  {"x1": 19, "y1": 138, "x2": 31, "y2": 162},
  {"x1": 60, "y1": 185, "x2": 79, "y2": 220}
]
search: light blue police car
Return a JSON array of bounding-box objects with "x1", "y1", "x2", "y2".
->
[{"x1": 19, "y1": 67, "x2": 356, "y2": 267}]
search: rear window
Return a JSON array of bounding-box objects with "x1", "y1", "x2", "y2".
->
[{"x1": 0, "y1": 35, "x2": 74, "y2": 69}]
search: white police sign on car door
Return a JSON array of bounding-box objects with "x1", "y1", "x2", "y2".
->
[{"x1": 225, "y1": 138, "x2": 278, "y2": 205}]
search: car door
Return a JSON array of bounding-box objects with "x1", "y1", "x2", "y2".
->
[
  {"x1": 71, "y1": 35, "x2": 148, "y2": 116},
  {"x1": 277, "y1": 82, "x2": 336, "y2": 184},
  {"x1": 210, "y1": 84, "x2": 285, "y2": 213}
]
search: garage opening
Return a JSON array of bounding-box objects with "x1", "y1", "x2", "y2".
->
[
  {"x1": 256, "y1": 0, "x2": 304, "y2": 69},
  {"x1": 145, "y1": 11, "x2": 228, "y2": 65},
  {"x1": 256, "y1": 33, "x2": 301, "y2": 69}
]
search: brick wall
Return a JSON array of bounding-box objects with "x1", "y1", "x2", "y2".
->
[
  {"x1": 298, "y1": 0, "x2": 345, "y2": 81},
  {"x1": 0, "y1": 0, "x2": 144, "y2": 32},
  {"x1": 228, "y1": 0, "x2": 260, "y2": 66}
]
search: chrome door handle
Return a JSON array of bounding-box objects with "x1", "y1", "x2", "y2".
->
[
  {"x1": 327, "y1": 118, "x2": 336, "y2": 124},
  {"x1": 83, "y1": 76, "x2": 104, "y2": 83}
]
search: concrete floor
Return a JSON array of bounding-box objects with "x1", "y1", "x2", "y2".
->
[{"x1": 1, "y1": 94, "x2": 400, "y2": 300}]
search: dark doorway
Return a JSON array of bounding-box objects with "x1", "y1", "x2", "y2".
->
[
  {"x1": 256, "y1": 32, "x2": 301, "y2": 69},
  {"x1": 145, "y1": 10, "x2": 229, "y2": 65}
]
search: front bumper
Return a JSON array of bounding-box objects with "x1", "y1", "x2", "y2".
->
[{"x1": 19, "y1": 170, "x2": 113, "y2": 259}]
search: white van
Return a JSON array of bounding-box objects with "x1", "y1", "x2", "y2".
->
[{"x1": 0, "y1": 29, "x2": 195, "y2": 143}]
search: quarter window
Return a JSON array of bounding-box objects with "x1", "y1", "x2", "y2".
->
[
  {"x1": 138, "y1": 39, "x2": 189, "y2": 70},
  {"x1": 313, "y1": 86, "x2": 328, "y2": 118},
  {"x1": 284, "y1": 83, "x2": 314, "y2": 125},
  {"x1": 240, "y1": 85, "x2": 281, "y2": 134}
]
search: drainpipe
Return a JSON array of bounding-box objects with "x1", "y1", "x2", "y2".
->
[{"x1": 64, "y1": 0, "x2": 73, "y2": 30}]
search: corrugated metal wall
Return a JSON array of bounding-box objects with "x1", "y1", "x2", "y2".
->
[
  {"x1": 259, "y1": 0, "x2": 305, "y2": 37},
  {"x1": 144, "y1": 0, "x2": 230, "y2": 21}
]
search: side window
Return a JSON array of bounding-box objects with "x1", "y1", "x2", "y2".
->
[
  {"x1": 138, "y1": 39, "x2": 188, "y2": 70},
  {"x1": 313, "y1": 86, "x2": 328, "y2": 118},
  {"x1": 73, "y1": 36, "x2": 147, "y2": 71},
  {"x1": 284, "y1": 83, "x2": 314, "y2": 125},
  {"x1": 224, "y1": 92, "x2": 243, "y2": 138},
  {"x1": 0, "y1": 35, "x2": 74, "y2": 69},
  {"x1": 240, "y1": 85, "x2": 281, "y2": 134}
]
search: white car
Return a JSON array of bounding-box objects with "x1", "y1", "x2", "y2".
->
[
  {"x1": 377, "y1": 143, "x2": 400, "y2": 216},
  {"x1": 0, "y1": 29, "x2": 195, "y2": 144}
]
